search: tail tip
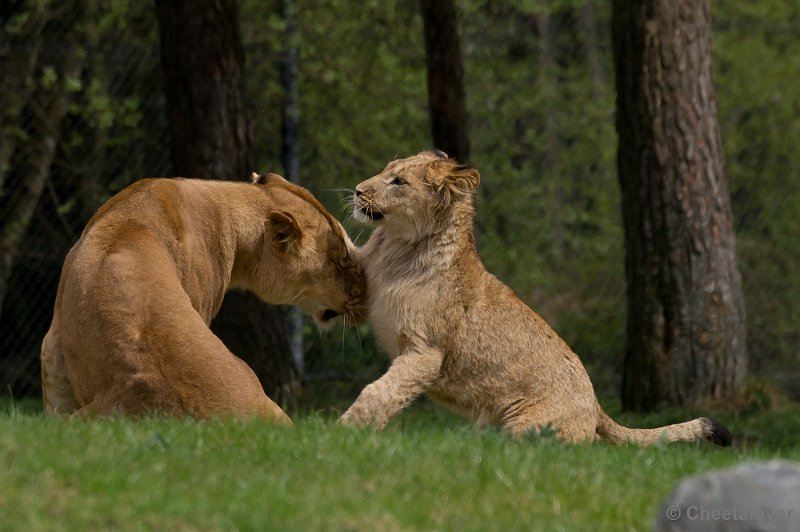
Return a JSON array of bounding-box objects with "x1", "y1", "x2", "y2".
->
[{"x1": 702, "y1": 417, "x2": 732, "y2": 447}]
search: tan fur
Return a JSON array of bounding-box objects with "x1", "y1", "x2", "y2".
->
[
  {"x1": 41, "y1": 174, "x2": 366, "y2": 422},
  {"x1": 340, "y1": 151, "x2": 730, "y2": 446}
]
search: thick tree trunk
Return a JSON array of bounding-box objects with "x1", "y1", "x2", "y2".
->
[
  {"x1": 155, "y1": 0, "x2": 252, "y2": 181},
  {"x1": 420, "y1": 0, "x2": 470, "y2": 163},
  {"x1": 155, "y1": 0, "x2": 298, "y2": 404},
  {"x1": 612, "y1": 0, "x2": 747, "y2": 410}
]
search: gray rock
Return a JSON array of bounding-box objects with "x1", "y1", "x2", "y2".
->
[{"x1": 654, "y1": 460, "x2": 800, "y2": 532}]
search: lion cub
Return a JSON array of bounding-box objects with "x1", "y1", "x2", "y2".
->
[
  {"x1": 340, "y1": 151, "x2": 730, "y2": 445},
  {"x1": 41, "y1": 173, "x2": 365, "y2": 422}
]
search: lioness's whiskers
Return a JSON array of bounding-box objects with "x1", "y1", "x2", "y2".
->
[
  {"x1": 340, "y1": 312, "x2": 348, "y2": 368},
  {"x1": 351, "y1": 314, "x2": 364, "y2": 349},
  {"x1": 288, "y1": 288, "x2": 307, "y2": 306}
]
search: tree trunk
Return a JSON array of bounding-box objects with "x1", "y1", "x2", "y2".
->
[
  {"x1": 279, "y1": 0, "x2": 304, "y2": 376},
  {"x1": 534, "y1": 8, "x2": 565, "y2": 261},
  {"x1": 612, "y1": 0, "x2": 747, "y2": 410},
  {"x1": 155, "y1": 0, "x2": 252, "y2": 181},
  {"x1": 419, "y1": 0, "x2": 470, "y2": 163},
  {"x1": 579, "y1": 0, "x2": 605, "y2": 100},
  {"x1": 155, "y1": 0, "x2": 298, "y2": 404}
]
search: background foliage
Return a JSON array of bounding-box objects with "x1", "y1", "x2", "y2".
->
[{"x1": 1, "y1": 0, "x2": 798, "y2": 405}]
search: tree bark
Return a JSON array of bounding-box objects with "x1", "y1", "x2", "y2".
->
[
  {"x1": 579, "y1": 0, "x2": 605, "y2": 100},
  {"x1": 612, "y1": 0, "x2": 747, "y2": 410},
  {"x1": 534, "y1": 8, "x2": 565, "y2": 261},
  {"x1": 155, "y1": 0, "x2": 298, "y2": 403},
  {"x1": 420, "y1": 0, "x2": 470, "y2": 163},
  {"x1": 155, "y1": 0, "x2": 252, "y2": 181}
]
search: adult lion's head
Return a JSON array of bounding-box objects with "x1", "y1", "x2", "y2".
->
[
  {"x1": 352, "y1": 151, "x2": 480, "y2": 239},
  {"x1": 247, "y1": 173, "x2": 367, "y2": 328}
]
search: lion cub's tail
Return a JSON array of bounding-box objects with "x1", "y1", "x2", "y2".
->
[{"x1": 595, "y1": 405, "x2": 731, "y2": 447}]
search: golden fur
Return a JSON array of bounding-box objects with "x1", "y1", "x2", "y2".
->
[
  {"x1": 340, "y1": 151, "x2": 730, "y2": 446},
  {"x1": 41, "y1": 173, "x2": 365, "y2": 422}
]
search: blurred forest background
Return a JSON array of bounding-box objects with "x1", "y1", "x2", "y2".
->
[{"x1": 1, "y1": 0, "x2": 798, "y2": 408}]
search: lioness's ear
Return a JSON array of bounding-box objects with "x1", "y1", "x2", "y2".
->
[
  {"x1": 326, "y1": 225, "x2": 351, "y2": 262},
  {"x1": 252, "y1": 172, "x2": 289, "y2": 186},
  {"x1": 267, "y1": 211, "x2": 303, "y2": 253}
]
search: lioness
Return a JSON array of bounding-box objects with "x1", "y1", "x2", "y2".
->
[
  {"x1": 41, "y1": 173, "x2": 365, "y2": 422},
  {"x1": 340, "y1": 151, "x2": 731, "y2": 446}
]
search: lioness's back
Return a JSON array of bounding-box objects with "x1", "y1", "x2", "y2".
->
[{"x1": 42, "y1": 174, "x2": 365, "y2": 421}]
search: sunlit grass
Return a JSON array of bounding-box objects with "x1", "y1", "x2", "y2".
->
[{"x1": 1, "y1": 399, "x2": 797, "y2": 531}]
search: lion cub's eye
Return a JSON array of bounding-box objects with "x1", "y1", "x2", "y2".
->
[{"x1": 389, "y1": 175, "x2": 407, "y2": 186}]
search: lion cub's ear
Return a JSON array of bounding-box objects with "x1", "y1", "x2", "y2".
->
[
  {"x1": 428, "y1": 160, "x2": 480, "y2": 205},
  {"x1": 267, "y1": 211, "x2": 303, "y2": 253},
  {"x1": 448, "y1": 164, "x2": 480, "y2": 195}
]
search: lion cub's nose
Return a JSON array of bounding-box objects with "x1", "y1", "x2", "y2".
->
[{"x1": 355, "y1": 187, "x2": 365, "y2": 197}]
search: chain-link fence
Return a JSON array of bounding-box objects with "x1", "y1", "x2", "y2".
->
[
  {"x1": 1, "y1": 4, "x2": 173, "y2": 399},
  {"x1": 0, "y1": 2, "x2": 390, "y2": 404},
  {"x1": 3, "y1": 1, "x2": 800, "y2": 405}
]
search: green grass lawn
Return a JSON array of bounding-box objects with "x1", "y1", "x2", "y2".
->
[{"x1": 1, "y1": 399, "x2": 798, "y2": 531}]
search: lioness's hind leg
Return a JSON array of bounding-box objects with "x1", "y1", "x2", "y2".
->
[
  {"x1": 40, "y1": 328, "x2": 80, "y2": 415},
  {"x1": 251, "y1": 396, "x2": 293, "y2": 426}
]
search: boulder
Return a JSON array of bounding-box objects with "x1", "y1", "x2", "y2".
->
[{"x1": 654, "y1": 460, "x2": 800, "y2": 531}]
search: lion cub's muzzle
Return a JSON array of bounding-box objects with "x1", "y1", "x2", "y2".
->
[{"x1": 353, "y1": 188, "x2": 384, "y2": 222}]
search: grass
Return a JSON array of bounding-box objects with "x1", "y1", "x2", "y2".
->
[{"x1": 1, "y1": 399, "x2": 798, "y2": 531}]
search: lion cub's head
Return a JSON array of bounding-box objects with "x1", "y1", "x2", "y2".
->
[
  {"x1": 353, "y1": 151, "x2": 480, "y2": 237},
  {"x1": 249, "y1": 173, "x2": 367, "y2": 329}
]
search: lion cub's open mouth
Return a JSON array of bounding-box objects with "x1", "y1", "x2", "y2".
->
[{"x1": 356, "y1": 205, "x2": 384, "y2": 222}]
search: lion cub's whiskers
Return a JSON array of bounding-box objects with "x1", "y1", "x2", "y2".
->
[{"x1": 354, "y1": 228, "x2": 366, "y2": 245}]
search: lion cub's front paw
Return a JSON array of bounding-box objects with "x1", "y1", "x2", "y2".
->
[
  {"x1": 338, "y1": 381, "x2": 395, "y2": 428},
  {"x1": 338, "y1": 407, "x2": 369, "y2": 427}
]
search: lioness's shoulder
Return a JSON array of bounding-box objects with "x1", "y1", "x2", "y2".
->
[{"x1": 84, "y1": 178, "x2": 163, "y2": 230}]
